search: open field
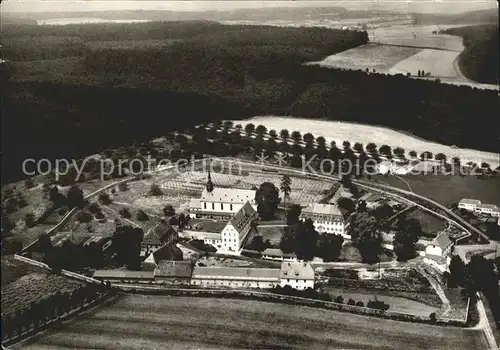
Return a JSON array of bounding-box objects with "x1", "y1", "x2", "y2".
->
[
  {"x1": 370, "y1": 24, "x2": 466, "y2": 51},
  {"x1": 389, "y1": 49, "x2": 461, "y2": 77},
  {"x1": 1, "y1": 257, "x2": 85, "y2": 316},
  {"x1": 371, "y1": 175, "x2": 500, "y2": 207},
  {"x1": 321, "y1": 287, "x2": 438, "y2": 317},
  {"x1": 236, "y1": 116, "x2": 500, "y2": 169},
  {"x1": 310, "y1": 43, "x2": 420, "y2": 71},
  {"x1": 14, "y1": 294, "x2": 487, "y2": 349}
]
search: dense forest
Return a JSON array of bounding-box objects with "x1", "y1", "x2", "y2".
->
[
  {"x1": 444, "y1": 24, "x2": 499, "y2": 84},
  {"x1": 2, "y1": 21, "x2": 499, "y2": 183}
]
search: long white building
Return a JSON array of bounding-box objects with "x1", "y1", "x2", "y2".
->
[
  {"x1": 189, "y1": 172, "x2": 257, "y2": 219},
  {"x1": 299, "y1": 203, "x2": 345, "y2": 237}
]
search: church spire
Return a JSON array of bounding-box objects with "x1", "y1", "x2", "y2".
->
[{"x1": 206, "y1": 170, "x2": 214, "y2": 193}]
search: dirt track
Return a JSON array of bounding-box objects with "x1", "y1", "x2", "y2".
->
[{"x1": 14, "y1": 294, "x2": 487, "y2": 350}]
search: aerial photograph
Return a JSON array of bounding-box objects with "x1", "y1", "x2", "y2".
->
[{"x1": 1, "y1": 0, "x2": 499, "y2": 349}]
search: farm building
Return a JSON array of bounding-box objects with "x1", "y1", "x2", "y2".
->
[
  {"x1": 458, "y1": 199, "x2": 500, "y2": 217},
  {"x1": 141, "y1": 221, "x2": 178, "y2": 256},
  {"x1": 279, "y1": 262, "x2": 315, "y2": 290},
  {"x1": 92, "y1": 269, "x2": 154, "y2": 284},
  {"x1": 475, "y1": 204, "x2": 500, "y2": 217},
  {"x1": 300, "y1": 203, "x2": 345, "y2": 237},
  {"x1": 150, "y1": 244, "x2": 184, "y2": 264},
  {"x1": 190, "y1": 266, "x2": 280, "y2": 289},
  {"x1": 458, "y1": 198, "x2": 482, "y2": 211},
  {"x1": 262, "y1": 248, "x2": 298, "y2": 262},
  {"x1": 424, "y1": 232, "x2": 453, "y2": 268},
  {"x1": 189, "y1": 172, "x2": 257, "y2": 220},
  {"x1": 153, "y1": 260, "x2": 193, "y2": 285},
  {"x1": 202, "y1": 232, "x2": 223, "y2": 250}
]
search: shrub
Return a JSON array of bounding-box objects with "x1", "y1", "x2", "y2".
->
[
  {"x1": 24, "y1": 213, "x2": 36, "y2": 228},
  {"x1": 119, "y1": 208, "x2": 132, "y2": 219},
  {"x1": 88, "y1": 202, "x2": 101, "y2": 214},
  {"x1": 136, "y1": 210, "x2": 149, "y2": 221},
  {"x1": 77, "y1": 211, "x2": 92, "y2": 223},
  {"x1": 98, "y1": 193, "x2": 112, "y2": 205}
]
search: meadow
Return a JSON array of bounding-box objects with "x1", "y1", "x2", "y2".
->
[
  {"x1": 14, "y1": 294, "x2": 487, "y2": 350},
  {"x1": 237, "y1": 116, "x2": 500, "y2": 168}
]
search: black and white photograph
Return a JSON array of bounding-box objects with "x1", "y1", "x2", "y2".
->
[{"x1": 1, "y1": 0, "x2": 499, "y2": 349}]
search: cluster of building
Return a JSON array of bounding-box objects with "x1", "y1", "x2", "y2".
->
[
  {"x1": 424, "y1": 232, "x2": 454, "y2": 268},
  {"x1": 186, "y1": 172, "x2": 346, "y2": 255},
  {"x1": 458, "y1": 198, "x2": 500, "y2": 218},
  {"x1": 93, "y1": 260, "x2": 315, "y2": 291}
]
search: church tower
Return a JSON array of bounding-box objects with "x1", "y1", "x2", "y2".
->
[{"x1": 206, "y1": 171, "x2": 214, "y2": 193}]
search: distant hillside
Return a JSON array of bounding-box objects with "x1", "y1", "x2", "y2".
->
[
  {"x1": 444, "y1": 24, "x2": 499, "y2": 85},
  {"x1": 1, "y1": 7, "x2": 405, "y2": 23},
  {"x1": 412, "y1": 9, "x2": 498, "y2": 25}
]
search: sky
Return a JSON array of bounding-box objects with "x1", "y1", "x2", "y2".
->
[{"x1": 1, "y1": 0, "x2": 498, "y2": 14}]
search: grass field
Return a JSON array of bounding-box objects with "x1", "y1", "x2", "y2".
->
[
  {"x1": 389, "y1": 49, "x2": 461, "y2": 77},
  {"x1": 321, "y1": 287, "x2": 438, "y2": 317},
  {"x1": 236, "y1": 117, "x2": 500, "y2": 169},
  {"x1": 404, "y1": 209, "x2": 447, "y2": 237},
  {"x1": 14, "y1": 294, "x2": 487, "y2": 350},
  {"x1": 1, "y1": 257, "x2": 85, "y2": 316},
  {"x1": 310, "y1": 43, "x2": 420, "y2": 71},
  {"x1": 371, "y1": 174, "x2": 500, "y2": 207}
]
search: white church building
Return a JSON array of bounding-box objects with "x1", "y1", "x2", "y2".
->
[{"x1": 189, "y1": 172, "x2": 257, "y2": 220}]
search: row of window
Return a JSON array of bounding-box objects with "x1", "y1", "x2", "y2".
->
[{"x1": 203, "y1": 202, "x2": 234, "y2": 211}]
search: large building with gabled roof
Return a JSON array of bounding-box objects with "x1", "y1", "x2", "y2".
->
[
  {"x1": 299, "y1": 203, "x2": 345, "y2": 237},
  {"x1": 220, "y1": 201, "x2": 258, "y2": 255},
  {"x1": 189, "y1": 172, "x2": 257, "y2": 219}
]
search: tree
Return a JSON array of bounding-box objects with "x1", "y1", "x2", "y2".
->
[
  {"x1": 24, "y1": 213, "x2": 36, "y2": 228},
  {"x1": 255, "y1": 182, "x2": 280, "y2": 220},
  {"x1": 379, "y1": 145, "x2": 392, "y2": 156},
  {"x1": 334, "y1": 296, "x2": 344, "y2": 304},
  {"x1": 148, "y1": 184, "x2": 163, "y2": 196},
  {"x1": 337, "y1": 197, "x2": 355, "y2": 213},
  {"x1": 294, "y1": 219, "x2": 319, "y2": 261},
  {"x1": 163, "y1": 204, "x2": 176, "y2": 217},
  {"x1": 67, "y1": 185, "x2": 84, "y2": 208},
  {"x1": 316, "y1": 136, "x2": 326, "y2": 147},
  {"x1": 347, "y1": 298, "x2": 356, "y2": 306},
  {"x1": 420, "y1": 151, "x2": 433, "y2": 160},
  {"x1": 303, "y1": 133, "x2": 315, "y2": 145},
  {"x1": 88, "y1": 202, "x2": 101, "y2": 214},
  {"x1": 429, "y1": 312, "x2": 437, "y2": 324},
  {"x1": 286, "y1": 204, "x2": 302, "y2": 225},
  {"x1": 111, "y1": 225, "x2": 144, "y2": 269},
  {"x1": 280, "y1": 129, "x2": 290, "y2": 140},
  {"x1": 366, "y1": 143, "x2": 377, "y2": 153},
  {"x1": 342, "y1": 141, "x2": 351, "y2": 150},
  {"x1": 136, "y1": 210, "x2": 149, "y2": 221},
  {"x1": 409, "y1": 150, "x2": 418, "y2": 158},
  {"x1": 353, "y1": 142, "x2": 364, "y2": 153},
  {"x1": 245, "y1": 123, "x2": 255, "y2": 136},
  {"x1": 393, "y1": 147, "x2": 405, "y2": 158},
  {"x1": 98, "y1": 192, "x2": 112, "y2": 205},
  {"x1": 393, "y1": 218, "x2": 420, "y2": 261},
  {"x1": 269, "y1": 129, "x2": 278, "y2": 139},
  {"x1": 349, "y1": 212, "x2": 381, "y2": 264},
  {"x1": 435, "y1": 153, "x2": 447, "y2": 162},
  {"x1": 247, "y1": 235, "x2": 270, "y2": 252},
  {"x1": 256, "y1": 124, "x2": 267, "y2": 137},
  {"x1": 291, "y1": 131, "x2": 302, "y2": 143},
  {"x1": 77, "y1": 210, "x2": 92, "y2": 223},
  {"x1": 355, "y1": 301, "x2": 364, "y2": 307},
  {"x1": 448, "y1": 255, "x2": 466, "y2": 286},
  {"x1": 280, "y1": 175, "x2": 292, "y2": 209},
  {"x1": 317, "y1": 233, "x2": 344, "y2": 262}
]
